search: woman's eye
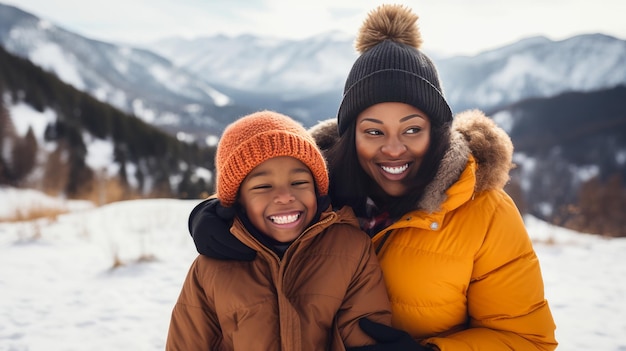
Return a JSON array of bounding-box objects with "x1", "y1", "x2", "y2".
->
[
  {"x1": 406, "y1": 127, "x2": 422, "y2": 134},
  {"x1": 365, "y1": 129, "x2": 383, "y2": 136}
]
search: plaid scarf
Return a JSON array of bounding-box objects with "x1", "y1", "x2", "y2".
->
[{"x1": 358, "y1": 197, "x2": 393, "y2": 237}]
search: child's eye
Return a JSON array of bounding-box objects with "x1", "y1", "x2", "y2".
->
[
  {"x1": 252, "y1": 184, "x2": 272, "y2": 190},
  {"x1": 292, "y1": 180, "x2": 311, "y2": 186}
]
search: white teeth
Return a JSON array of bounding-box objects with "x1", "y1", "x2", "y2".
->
[
  {"x1": 381, "y1": 164, "x2": 409, "y2": 174},
  {"x1": 270, "y1": 213, "x2": 300, "y2": 224}
]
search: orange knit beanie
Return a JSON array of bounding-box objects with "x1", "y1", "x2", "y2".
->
[{"x1": 215, "y1": 110, "x2": 329, "y2": 207}]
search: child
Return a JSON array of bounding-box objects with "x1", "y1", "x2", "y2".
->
[{"x1": 166, "y1": 110, "x2": 392, "y2": 351}]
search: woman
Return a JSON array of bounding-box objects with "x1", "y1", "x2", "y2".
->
[{"x1": 188, "y1": 4, "x2": 557, "y2": 351}]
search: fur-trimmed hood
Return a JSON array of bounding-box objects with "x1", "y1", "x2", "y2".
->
[{"x1": 308, "y1": 109, "x2": 514, "y2": 213}]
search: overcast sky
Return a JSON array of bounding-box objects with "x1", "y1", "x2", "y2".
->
[{"x1": 5, "y1": 0, "x2": 626, "y2": 56}]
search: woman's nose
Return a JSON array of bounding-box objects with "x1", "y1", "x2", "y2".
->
[{"x1": 381, "y1": 137, "x2": 407, "y2": 157}]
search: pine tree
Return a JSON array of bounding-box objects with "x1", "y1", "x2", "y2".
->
[
  {"x1": 604, "y1": 174, "x2": 626, "y2": 237},
  {"x1": 573, "y1": 176, "x2": 603, "y2": 234},
  {"x1": 0, "y1": 99, "x2": 17, "y2": 185},
  {"x1": 11, "y1": 126, "x2": 38, "y2": 184},
  {"x1": 42, "y1": 142, "x2": 70, "y2": 196}
]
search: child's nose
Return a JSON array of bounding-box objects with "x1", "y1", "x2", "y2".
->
[{"x1": 274, "y1": 188, "x2": 295, "y2": 204}]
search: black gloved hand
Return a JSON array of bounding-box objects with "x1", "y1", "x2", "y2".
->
[
  {"x1": 346, "y1": 318, "x2": 432, "y2": 351},
  {"x1": 188, "y1": 198, "x2": 256, "y2": 261}
]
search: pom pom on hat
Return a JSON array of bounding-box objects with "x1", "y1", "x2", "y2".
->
[
  {"x1": 355, "y1": 4, "x2": 422, "y2": 53},
  {"x1": 337, "y1": 4, "x2": 453, "y2": 136},
  {"x1": 215, "y1": 110, "x2": 329, "y2": 207}
]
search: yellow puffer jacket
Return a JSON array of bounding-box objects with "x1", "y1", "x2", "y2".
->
[
  {"x1": 311, "y1": 110, "x2": 558, "y2": 351},
  {"x1": 374, "y1": 157, "x2": 556, "y2": 350}
]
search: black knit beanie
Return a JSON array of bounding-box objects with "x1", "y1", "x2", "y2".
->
[{"x1": 337, "y1": 4, "x2": 453, "y2": 136}]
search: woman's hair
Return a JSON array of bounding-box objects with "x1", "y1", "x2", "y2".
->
[
  {"x1": 326, "y1": 118, "x2": 451, "y2": 219},
  {"x1": 325, "y1": 122, "x2": 368, "y2": 215}
]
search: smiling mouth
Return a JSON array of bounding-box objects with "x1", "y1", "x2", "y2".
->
[
  {"x1": 380, "y1": 164, "x2": 409, "y2": 175},
  {"x1": 269, "y1": 213, "x2": 301, "y2": 224}
]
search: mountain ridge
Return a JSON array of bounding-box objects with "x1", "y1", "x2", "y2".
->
[
  {"x1": 1, "y1": 2, "x2": 625, "y2": 235},
  {"x1": 3, "y1": 3, "x2": 626, "y2": 140},
  {"x1": 0, "y1": 3, "x2": 256, "y2": 137}
]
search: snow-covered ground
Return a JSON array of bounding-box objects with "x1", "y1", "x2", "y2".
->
[{"x1": 0, "y1": 187, "x2": 625, "y2": 350}]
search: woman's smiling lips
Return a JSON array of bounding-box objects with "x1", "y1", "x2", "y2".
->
[{"x1": 378, "y1": 162, "x2": 410, "y2": 180}]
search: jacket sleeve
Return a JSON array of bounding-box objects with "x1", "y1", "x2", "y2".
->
[
  {"x1": 333, "y1": 228, "x2": 393, "y2": 349},
  {"x1": 166, "y1": 256, "x2": 222, "y2": 351},
  {"x1": 425, "y1": 190, "x2": 558, "y2": 351}
]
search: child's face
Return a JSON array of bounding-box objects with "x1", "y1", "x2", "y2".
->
[{"x1": 239, "y1": 156, "x2": 318, "y2": 243}]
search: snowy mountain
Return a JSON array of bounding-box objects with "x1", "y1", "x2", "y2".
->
[
  {"x1": 438, "y1": 34, "x2": 626, "y2": 112},
  {"x1": 146, "y1": 32, "x2": 358, "y2": 126},
  {"x1": 0, "y1": 46, "x2": 216, "y2": 200},
  {"x1": 2, "y1": 3, "x2": 625, "y2": 236},
  {"x1": 147, "y1": 32, "x2": 626, "y2": 123},
  {"x1": 2, "y1": 3, "x2": 626, "y2": 136},
  {"x1": 0, "y1": 3, "x2": 254, "y2": 137},
  {"x1": 491, "y1": 85, "x2": 626, "y2": 234},
  {"x1": 149, "y1": 31, "x2": 356, "y2": 98}
]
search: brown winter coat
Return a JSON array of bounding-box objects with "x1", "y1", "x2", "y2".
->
[{"x1": 166, "y1": 205, "x2": 392, "y2": 351}]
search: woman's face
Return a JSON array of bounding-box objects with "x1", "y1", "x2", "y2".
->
[{"x1": 355, "y1": 102, "x2": 431, "y2": 197}]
